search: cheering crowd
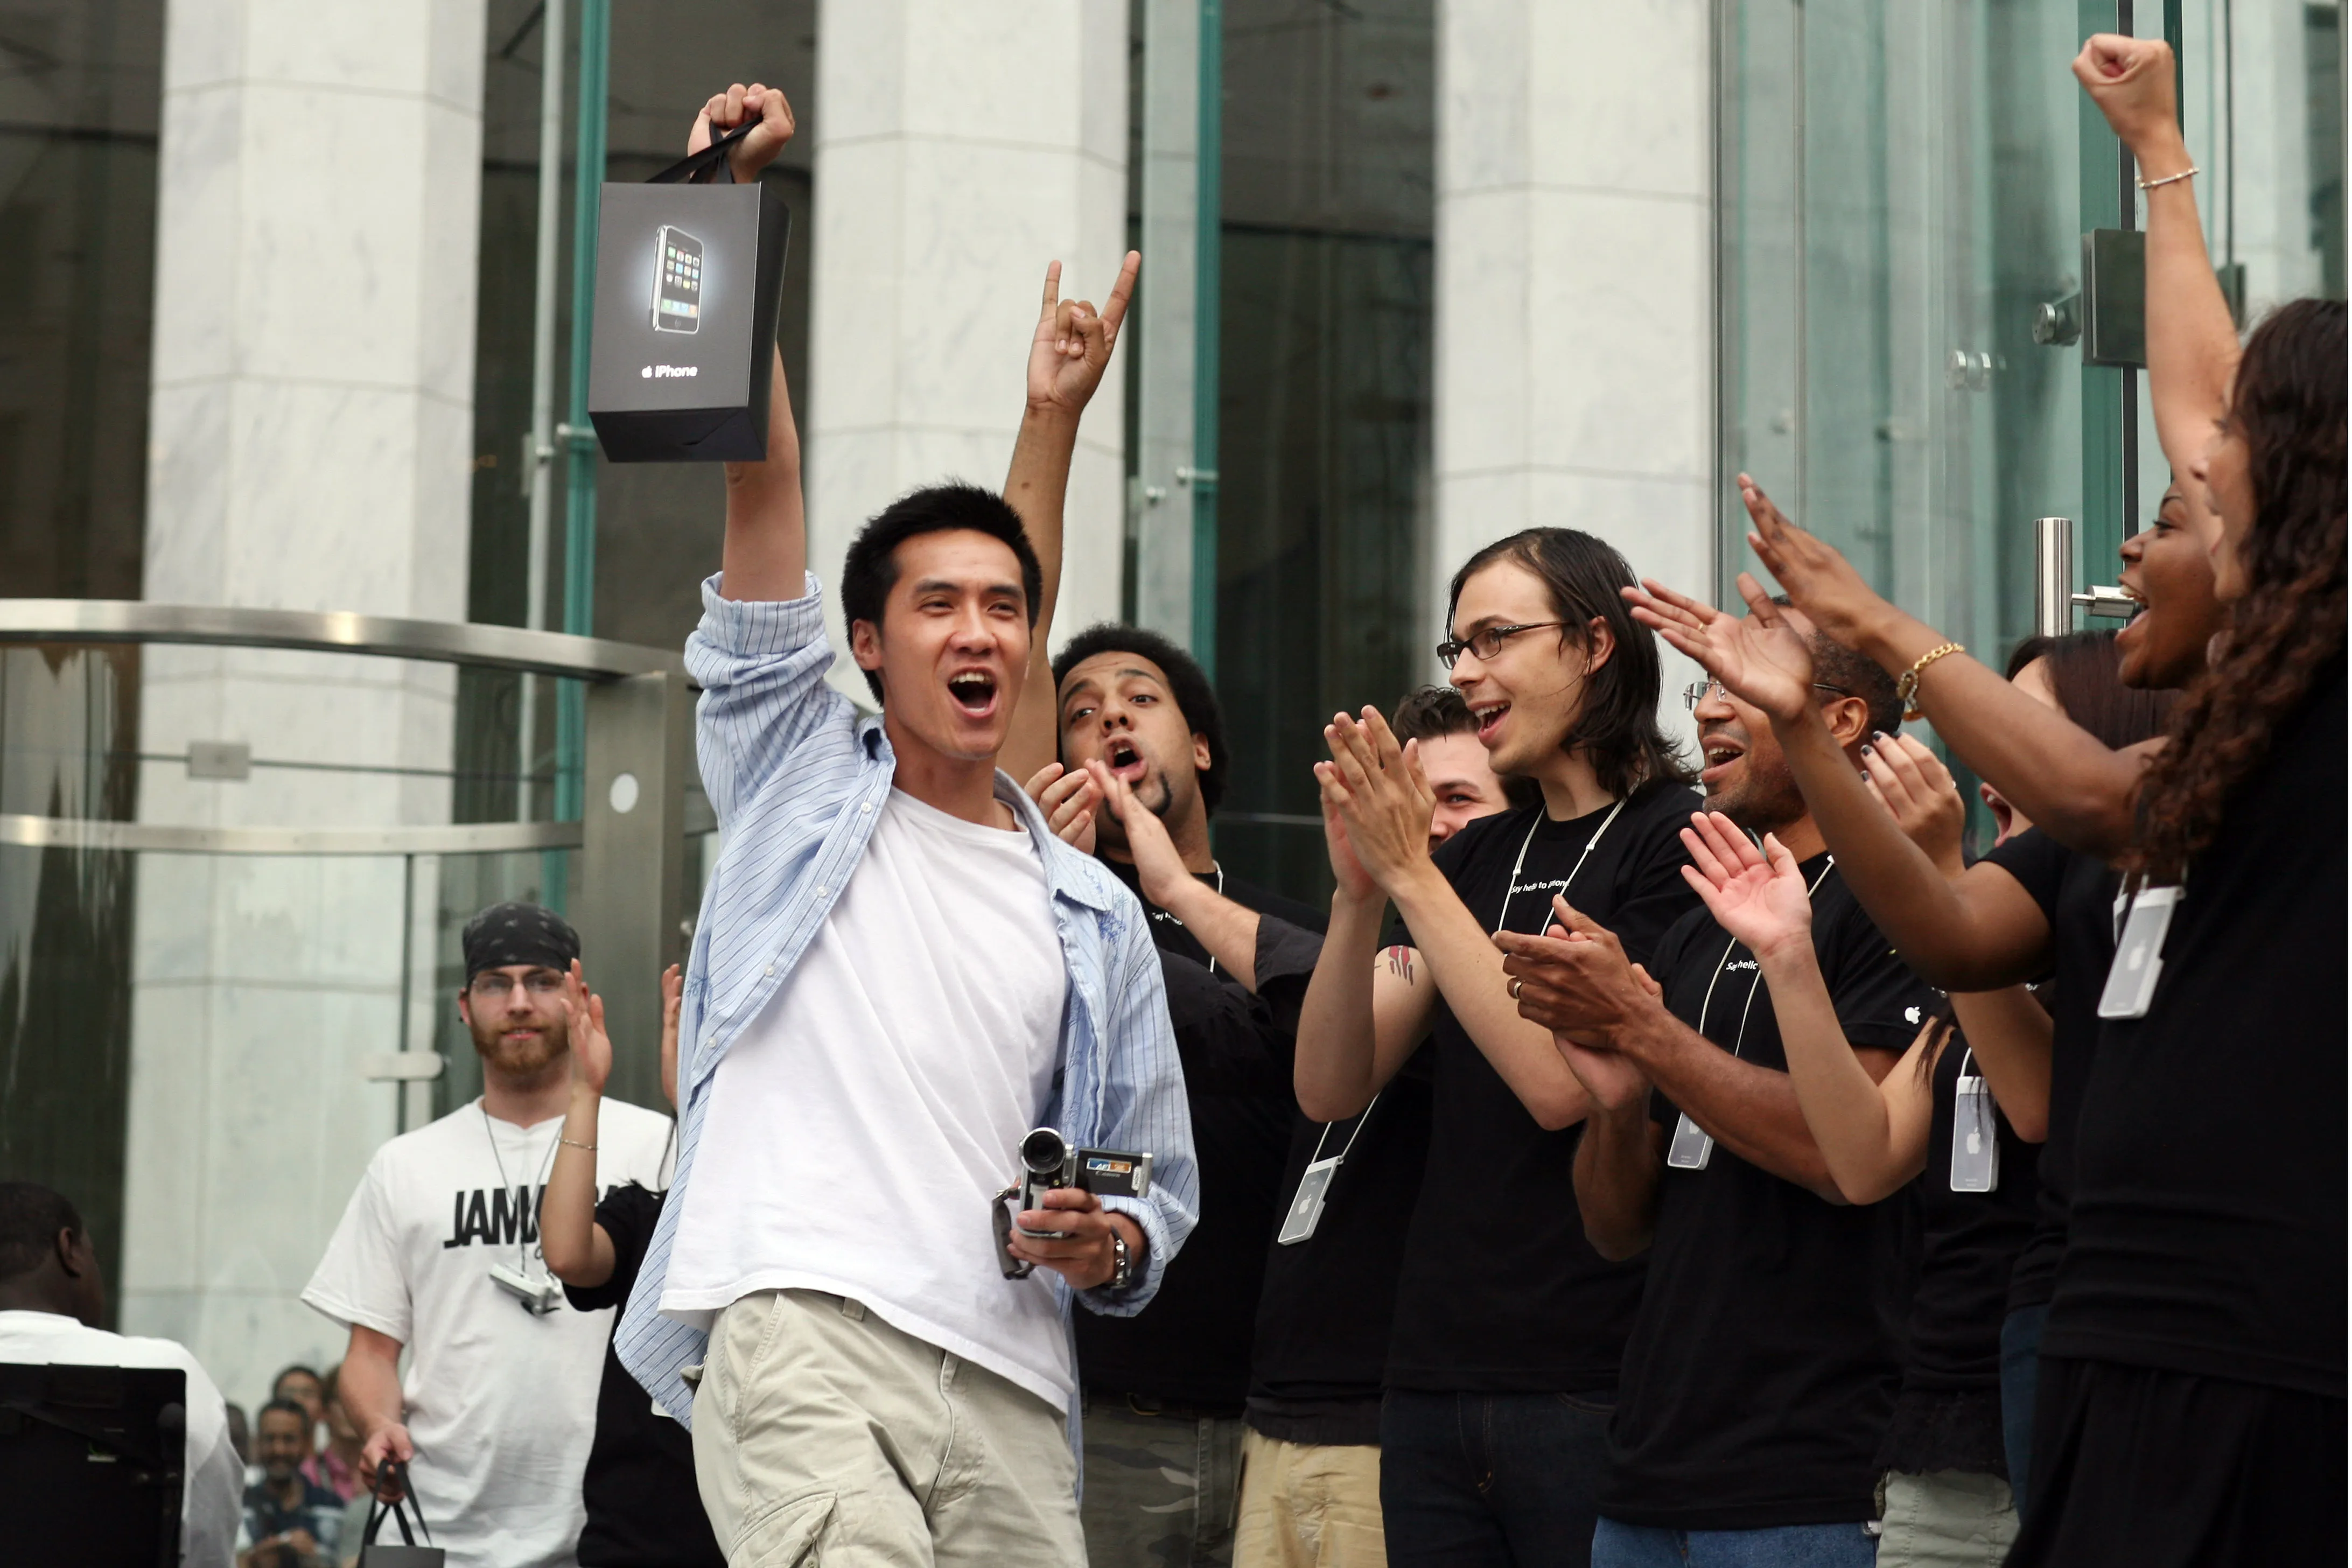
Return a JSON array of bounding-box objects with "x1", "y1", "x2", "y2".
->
[{"x1": 0, "y1": 31, "x2": 2339, "y2": 1568}]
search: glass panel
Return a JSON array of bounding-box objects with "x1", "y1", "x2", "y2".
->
[
  {"x1": 1213, "y1": 0, "x2": 1436, "y2": 903},
  {"x1": 0, "y1": 0, "x2": 163, "y2": 601},
  {"x1": 1720, "y1": 0, "x2": 2080, "y2": 658}
]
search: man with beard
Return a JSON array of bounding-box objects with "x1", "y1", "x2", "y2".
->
[
  {"x1": 303, "y1": 903, "x2": 674, "y2": 1568},
  {"x1": 1493, "y1": 608, "x2": 1935, "y2": 1568},
  {"x1": 1036, "y1": 622, "x2": 1321, "y2": 1566}
]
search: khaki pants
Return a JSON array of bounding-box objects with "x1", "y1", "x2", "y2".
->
[
  {"x1": 1874, "y1": 1469, "x2": 2018, "y2": 1567},
  {"x1": 1231, "y1": 1429, "x2": 1387, "y2": 1568},
  {"x1": 693, "y1": 1289, "x2": 1084, "y2": 1567}
]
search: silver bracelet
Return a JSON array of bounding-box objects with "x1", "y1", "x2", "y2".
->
[{"x1": 2137, "y1": 164, "x2": 2198, "y2": 191}]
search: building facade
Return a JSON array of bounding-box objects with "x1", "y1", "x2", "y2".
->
[{"x1": 0, "y1": 0, "x2": 2340, "y2": 1412}]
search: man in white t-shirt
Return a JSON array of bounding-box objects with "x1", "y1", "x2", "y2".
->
[
  {"x1": 611, "y1": 83, "x2": 1196, "y2": 1568},
  {"x1": 0, "y1": 1180, "x2": 242, "y2": 1566},
  {"x1": 304, "y1": 904, "x2": 674, "y2": 1568}
]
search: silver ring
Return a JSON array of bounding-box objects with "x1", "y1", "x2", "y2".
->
[{"x1": 1508, "y1": 976, "x2": 1524, "y2": 1000}]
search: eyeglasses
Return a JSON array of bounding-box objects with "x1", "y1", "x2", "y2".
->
[
  {"x1": 467, "y1": 970, "x2": 565, "y2": 999},
  {"x1": 1681, "y1": 678, "x2": 1853, "y2": 711},
  {"x1": 1436, "y1": 621, "x2": 1569, "y2": 669}
]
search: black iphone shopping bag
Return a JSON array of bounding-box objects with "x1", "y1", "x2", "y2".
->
[
  {"x1": 587, "y1": 120, "x2": 792, "y2": 461},
  {"x1": 358, "y1": 1462, "x2": 444, "y2": 1567}
]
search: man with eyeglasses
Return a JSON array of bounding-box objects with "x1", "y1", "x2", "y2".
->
[
  {"x1": 303, "y1": 902, "x2": 675, "y2": 1568},
  {"x1": 1493, "y1": 599, "x2": 1936, "y2": 1568}
]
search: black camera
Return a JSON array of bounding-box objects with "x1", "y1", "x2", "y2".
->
[{"x1": 991, "y1": 1127, "x2": 1153, "y2": 1279}]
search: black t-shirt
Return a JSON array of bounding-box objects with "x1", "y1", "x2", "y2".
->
[
  {"x1": 1979, "y1": 825, "x2": 2117, "y2": 1313},
  {"x1": 1077, "y1": 863, "x2": 1322, "y2": 1405},
  {"x1": 1385, "y1": 781, "x2": 1704, "y2": 1394},
  {"x1": 1246, "y1": 1037, "x2": 1433, "y2": 1445},
  {"x1": 563, "y1": 1183, "x2": 724, "y2": 1568},
  {"x1": 2043, "y1": 656, "x2": 2347, "y2": 1397},
  {"x1": 1600, "y1": 858, "x2": 1938, "y2": 1530},
  {"x1": 1903, "y1": 1027, "x2": 2039, "y2": 1392}
]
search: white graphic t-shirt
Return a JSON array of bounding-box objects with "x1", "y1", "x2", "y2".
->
[{"x1": 303, "y1": 1097, "x2": 675, "y2": 1568}]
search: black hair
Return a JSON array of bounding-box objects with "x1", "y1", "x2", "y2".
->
[
  {"x1": 0, "y1": 1181, "x2": 81, "y2": 1281},
  {"x1": 1445, "y1": 529, "x2": 1692, "y2": 797},
  {"x1": 1389, "y1": 685, "x2": 1542, "y2": 810},
  {"x1": 1052, "y1": 623, "x2": 1228, "y2": 814},
  {"x1": 1770, "y1": 595, "x2": 1904, "y2": 735},
  {"x1": 2008, "y1": 629, "x2": 2177, "y2": 750},
  {"x1": 838, "y1": 481, "x2": 1044, "y2": 704},
  {"x1": 272, "y1": 1364, "x2": 323, "y2": 1399},
  {"x1": 256, "y1": 1399, "x2": 312, "y2": 1430}
]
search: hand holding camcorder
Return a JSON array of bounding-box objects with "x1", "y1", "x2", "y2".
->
[{"x1": 992, "y1": 1127, "x2": 1151, "y2": 1280}]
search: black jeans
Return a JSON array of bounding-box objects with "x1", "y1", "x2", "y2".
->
[{"x1": 1379, "y1": 1389, "x2": 1613, "y2": 1567}]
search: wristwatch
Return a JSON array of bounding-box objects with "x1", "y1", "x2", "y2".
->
[{"x1": 1107, "y1": 1228, "x2": 1135, "y2": 1292}]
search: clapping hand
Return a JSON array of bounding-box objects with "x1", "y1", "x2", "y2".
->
[
  {"x1": 658, "y1": 963, "x2": 683, "y2": 1110},
  {"x1": 1314, "y1": 708, "x2": 1436, "y2": 895},
  {"x1": 1623, "y1": 574, "x2": 1818, "y2": 725},
  {"x1": 1027, "y1": 252, "x2": 1139, "y2": 419},
  {"x1": 561, "y1": 961, "x2": 611, "y2": 1097},
  {"x1": 1677, "y1": 811, "x2": 1812, "y2": 963}
]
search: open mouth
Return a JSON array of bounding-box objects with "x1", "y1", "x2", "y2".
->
[
  {"x1": 1699, "y1": 734, "x2": 1745, "y2": 785},
  {"x1": 946, "y1": 669, "x2": 999, "y2": 716},
  {"x1": 1471, "y1": 700, "x2": 1510, "y2": 744},
  {"x1": 1103, "y1": 736, "x2": 1147, "y2": 782}
]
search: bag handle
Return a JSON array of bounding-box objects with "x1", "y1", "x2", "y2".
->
[
  {"x1": 364, "y1": 1459, "x2": 435, "y2": 1547},
  {"x1": 646, "y1": 117, "x2": 755, "y2": 186}
]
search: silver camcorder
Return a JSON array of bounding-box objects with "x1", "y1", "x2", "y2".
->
[{"x1": 991, "y1": 1127, "x2": 1153, "y2": 1280}]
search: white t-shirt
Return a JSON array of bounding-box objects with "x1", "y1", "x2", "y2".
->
[
  {"x1": 302, "y1": 1097, "x2": 675, "y2": 1568},
  {"x1": 0, "y1": 1309, "x2": 242, "y2": 1567},
  {"x1": 664, "y1": 786, "x2": 1074, "y2": 1408}
]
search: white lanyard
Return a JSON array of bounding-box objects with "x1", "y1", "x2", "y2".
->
[
  {"x1": 1694, "y1": 853, "x2": 1837, "y2": 1061},
  {"x1": 1667, "y1": 853, "x2": 1836, "y2": 1172},
  {"x1": 1493, "y1": 799, "x2": 1626, "y2": 936}
]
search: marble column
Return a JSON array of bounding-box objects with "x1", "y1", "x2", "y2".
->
[
  {"x1": 803, "y1": 0, "x2": 1129, "y2": 695},
  {"x1": 1433, "y1": 0, "x2": 1714, "y2": 733},
  {"x1": 119, "y1": 0, "x2": 485, "y2": 1410}
]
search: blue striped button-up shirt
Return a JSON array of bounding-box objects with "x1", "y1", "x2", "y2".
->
[{"x1": 615, "y1": 573, "x2": 1199, "y2": 1431}]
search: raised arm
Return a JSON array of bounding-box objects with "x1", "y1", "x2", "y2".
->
[
  {"x1": 1626, "y1": 577, "x2": 2056, "y2": 988},
  {"x1": 1294, "y1": 773, "x2": 1440, "y2": 1121},
  {"x1": 2075, "y1": 36, "x2": 2241, "y2": 509},
  {"x1": 542, "y1": 965, "x2": 618, "y2": 1289},
  {"x1": 1681, "y1": 814, "x2": 1933, "y2": 1202},
  {"x1": 692, "y1": 84, "x2": 806, "y2": 604},
  {"x1": 999, "y1": 252, "x2": 1140, "y2": 782},
  {"x1": 1319, "y1": 709, "x2": 1594, "y2": 1130},
  {"x1": 1729, "y1": 484, "x2": 2153, "y2": 857}
]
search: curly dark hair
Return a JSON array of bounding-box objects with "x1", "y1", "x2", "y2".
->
[
  {"x1": 1051, "y1": 622, "x2": 1229, "y2": 814},
  {"x1": 2130, "y1": 297, "x2": 2346, "y2": 885}
]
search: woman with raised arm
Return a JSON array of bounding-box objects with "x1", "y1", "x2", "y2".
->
[
  {"x1": 2003, "y1": 38, "x2": 2348, "y2": 1567},
  {"x1": 1293, "y1": 530, "x2": 1700, "y2": 1566}
]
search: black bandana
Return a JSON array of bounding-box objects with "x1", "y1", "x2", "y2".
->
[{"x1": 461, "y1": 902, "x2": 581, "y2": 979}]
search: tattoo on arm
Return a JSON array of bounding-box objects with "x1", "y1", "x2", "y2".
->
[{"x1": 1383, "y1": 945, "x2": 1415, "y2": 984}]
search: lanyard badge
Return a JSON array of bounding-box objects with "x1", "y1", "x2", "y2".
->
[
  {"x1": 1277, "y1": 1097, "x2": 1379, "y2": 1246},
  {"x1": 1949, "y1": 1049, "x2": 1999, "y2": 1193},
  {"x1": 1665, "y1": 1111, "x2": 1715, "y2": 1170},
  {"x1": 2097, "y1": 885, "x2": 2181, "y2": 1020}
]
